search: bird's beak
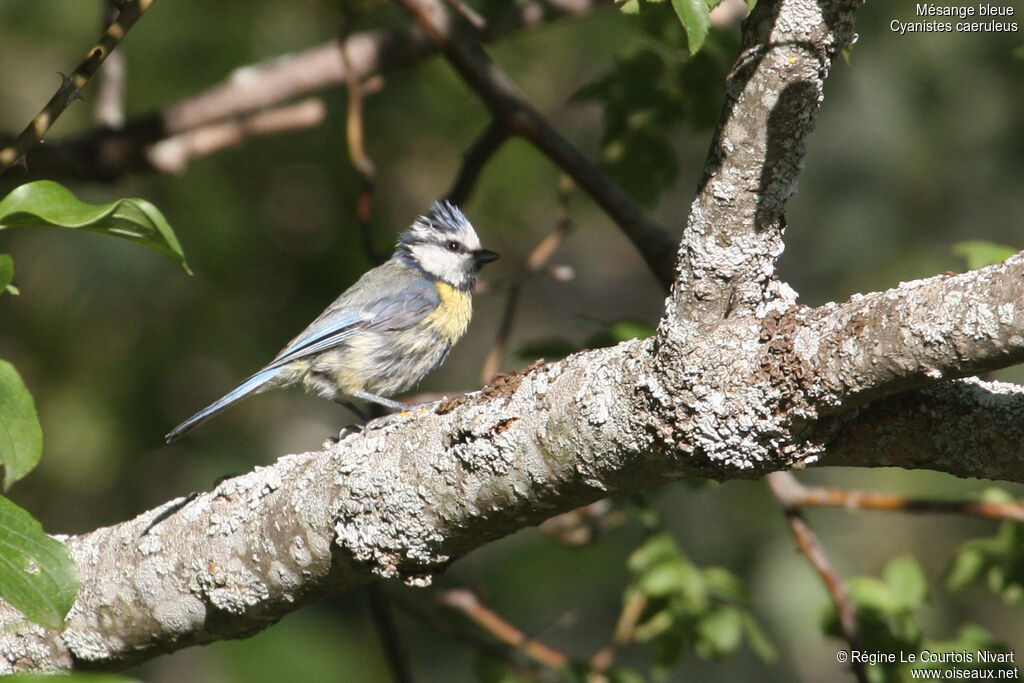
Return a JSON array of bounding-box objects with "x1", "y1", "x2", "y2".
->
[{"x1": 473, "y1": 249, "x2": 500, "y2": 266}]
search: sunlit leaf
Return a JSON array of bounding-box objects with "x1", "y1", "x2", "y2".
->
[
  {"x1": 883, "y1": 555, "x2": 929, "y2": 609},
  {"x1": 0, "y1": 495, "x2": 78, "y2": 629},
  {"x1": 670, "y1": 0, "x2": 711, "y2": 54},
  {"x1": 0, "y1": 360, "x2": 42, "y2": 490},
  {"x1": 0, "y1": 181, "x2": 190, "y2": 274},
  {"x1": 0, "y1": 254, "x2": 15, "y2": 296},
  {"x1": 952, "y1": 240, "x2": 1017, "y2": 271}
]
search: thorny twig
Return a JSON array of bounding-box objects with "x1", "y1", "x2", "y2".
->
[{"x1": 0, "y1": 0, "x2": 157, "y2": 173}]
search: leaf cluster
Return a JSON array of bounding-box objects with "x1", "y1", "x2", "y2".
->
[
  {"x1": 573, "y1": 2, "x2": 736, "y2": 207},
  {"x1": 0, "y1": 180, "x2": 187, "y2": 630}
]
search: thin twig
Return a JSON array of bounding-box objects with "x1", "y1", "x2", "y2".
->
[
  {"x1": 367, "y1": 583, "x2": 414, "y2": 683},
  {"x1": 538, "y1": 499, "x2": 624, "y2": 547},
  {"x1": 395, "y1": 0, "x2": 677, "y2": 290},
  {"x1": 445, "y1": 120, "x2": 510, "y2": 206},
  {"x1": 767, "y1": 472, "x2": 869, "y2": 683},
  {"x1": 480, "y1": 178, "x2": 572, "y2": 383},
  {"x1": 0, "y1": 0, "x2": 157, "y2": 173},
  {"x1": 340, "y1": 11, "x2": 388, "y2": 265},
  {"x1": 437, "y1": 588, "x2": 570, "y2": 670},
  {"x1": 588, "y1": 591, "x2": 647, "y2": 675},
  {"x1": 768, "y1": 472, "x2": 1024, "y2": 522},
  {"x1": 392, "y1": 591, "x2": 546, "y2": 680}
]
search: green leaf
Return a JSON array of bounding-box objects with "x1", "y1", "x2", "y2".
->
[
  {"x1": 0, "y1": 254, "x2": 15, "y2": 296},
  {"x1": 883, "y1": 555, "x2": 929, "y2": 609},
  {"x1": 0, "y1": 181, "x2": 190, "y2": 274},
  {"x1": 606, "y1": 668, "x2": 648, "y2": 683},
  {"x1": 0, "y1": 360, "x2": 43, "y2": 490},
  {"x1": 740, "y1": 612, "x2": 777, "y2": 662},
  {"x1": 0, "y1": 495, "x2": 78, "y2": 629},
  {"x1": 695, "y1": 606, "x2": 743, "y2": 658},
  {"x1": 946, "y1": 545, "x2": 988, "y2": 592},
  {"x1": 952, "y1": 240, "x2": 1017, "y2": 271},
  {"x1": 670, "y1": 0, "x2": 711, "y2": 54}
]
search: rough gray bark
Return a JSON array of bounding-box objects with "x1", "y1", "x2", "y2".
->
[{"x1": 3, "y1": 0, "x2": 1023, "y2": 673}]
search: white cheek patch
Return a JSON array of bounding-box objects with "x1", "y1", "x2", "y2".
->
[{"x1": 413, "y1": 244, "x2": 464, "y2": 285}]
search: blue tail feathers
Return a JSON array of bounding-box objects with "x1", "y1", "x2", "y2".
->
[{"x1": 165, "y1": 367, "x2": 280, "y2": 442}]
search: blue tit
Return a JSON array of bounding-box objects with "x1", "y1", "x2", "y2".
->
[{"x1": 165, "y1": 201, "x2": 499, "y2": 442}]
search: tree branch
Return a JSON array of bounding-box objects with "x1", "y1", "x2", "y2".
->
[
  {"x1": 794, "y1": 252, "x2": 1024, "y2": 412},
  {"x1": 666, "y1": 0, "x2": 863, "y2": 325},
  {"x1": 4, "y1": 0, "x2": 608, "y2": 182},
  {"x1": 0, "y1": 0, "x2": 157, "y2": 173},
  {"x1": 767, "y1": 471, "x2": 1024, "y2": 523},
  {"x1": 395, "y1": 0, "x2": 678, "y2": 289},
  {"x1": 445, "y1": 120, "x2": 511, "y2": 207}
]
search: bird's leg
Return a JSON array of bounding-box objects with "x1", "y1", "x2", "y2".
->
[{"x1": 352, "y1": 391, "x2": 410, "y2": 412}]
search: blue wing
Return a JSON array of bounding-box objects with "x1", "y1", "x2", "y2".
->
[{"x1": 265, "y1": 276, "x2": 441, "y2": 371}]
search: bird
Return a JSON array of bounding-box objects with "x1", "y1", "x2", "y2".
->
[{"x1": 165, "y1": 200, "x2": 499, "y2": 442}]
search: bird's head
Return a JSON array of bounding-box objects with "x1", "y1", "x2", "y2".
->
[{"x1": 396, "y1": 201, "x2": 499, "y2": 291}]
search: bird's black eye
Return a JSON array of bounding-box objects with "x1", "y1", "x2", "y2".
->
[{"x1": 446, "y1": 241, "x2": 460, "y2": 252}]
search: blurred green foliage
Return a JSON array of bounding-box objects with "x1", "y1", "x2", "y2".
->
[
  {"x1": 0, "y1": 0, "x2": 1022, "y2": 680},
  {"x1": 946, "y1": 491, "x2": 1024, "y2": 605},
  {"x1": 574, "y1": 2, "x2": 734, "y2": 207},
  {"x1": 952, "y1": 240, "x2": 1017, "y2": 270},
  {"x1": 824, "y1": 556, "x2": 1014, "y2": 683}
]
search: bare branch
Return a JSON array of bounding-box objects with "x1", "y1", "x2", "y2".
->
[
  {"x1": 0, "y1": 0, "x2": 157, "y2": 173},
  {"x1": 445, "y1": 120, "x2": 510, "y2": 207},
  {"x1": 437, "y1": 589, "x2": 569, "y2": 670},
  {"x1": 7, "y1": 1, "x2": 609, "y2": 182},
  {"x1": 395, "y1": 0, "x2": 678, "y2": 289},
  {"x1": 768, "y1": 473, "x2": 868, "y2": 683},
  {"x1": 340, "y1": 17, "x2": 388, "y2": 266},
  {"x1": 147, "y1": 99, "x2": 326, "y2": 173},
  {"x1": 767, "y1": 471, "x2": 1024, "y2": 522},
  {"x1": 818, "y1": 378, "x2": 1024, "y2": 481}
]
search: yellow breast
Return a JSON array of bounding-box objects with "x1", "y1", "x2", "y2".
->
[{"x1": 428, "y1": 281, "x2": 473, "y2": 343}]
